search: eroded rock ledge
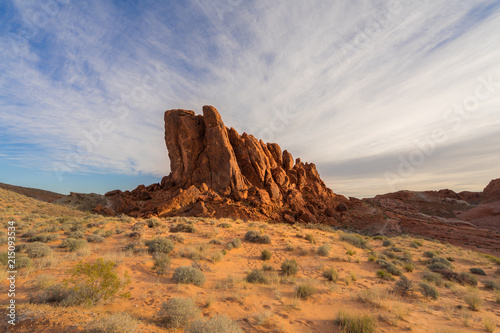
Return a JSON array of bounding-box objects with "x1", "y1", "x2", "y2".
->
[{"x1": 96, "y1": 105, "x2": 349, "y2": 223}]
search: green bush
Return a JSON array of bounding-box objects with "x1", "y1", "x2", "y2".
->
[
  {"x1": 170, "y1": 223, "x2": 196, "y2": 233},
  {"x1": 173, "y1": 266, "x2": 206, "y2": 286},
  {"x1": 87, "y1": 235, "x2": 105, "y2": 243},
  {"x1": 469, "y1": 268, "x2": 487, "y2": 276},
  {"x1": 376, "y1": 270, "x2": 394, "y2": 281},
  {"x1": 317, "y1": 244, "x2": 331, "y2": 257},
  {"x1": 340, "y1": 233, "x2": 369, "y2": 249},
  {"x1": 145, "y1": 238, "x2": 174, "y2": 254},
  {"x1": 410, "y1": 240, "x2": 423, "y2": 248},
  {"x1": 281, "y1": 259, "x2": 299, "y2": 276},
  {"x1": 158, "y1": 297, "x2": 200, "y2": 329},
  {"x1": 217, "y1": 223, "x2": 232, "y2": 229},
  {"x1": 65, "y1": 258, "x2": 129, "y2": 306},
  {"x1": 26, "y1": 242, "x2": 52, "y2": 258},
  {"x1": 428, "y1": 257, "x2": 453, "y2": 268},
  {"x1": 245, "y1": 269, "x2": 268, "y2": 284},
  {"x1": 295, "y1": 282, "x2": 316, "y2": 299},
  {"x1": 152, "y1": 253, "x2": 171, "y2": 275},
  {"x1": 186, "y1": 314, "x2": 242, "y2": 333},
  {"x1": 261, "y1": 249, "x2": 272, "y2": 261},
  {"x1": 323, "y1": 267, "x2": 339, "y2": 282},
  {"x1": 419, "y1": 282, "x2": 439, "y2": 300},
  {"x1": 0, "y1": 252, "x2": 32, "y2": 269},
  {"x1": 84, "y1": 312, "x2": 138, "y2": 333},
  {"x1": 334, "y1": 310, "x2": 376, "y2": 333}
]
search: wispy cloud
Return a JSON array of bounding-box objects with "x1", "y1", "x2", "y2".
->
[{"x1": 1, "y1": 0, "x2": 499, "y2": 196}]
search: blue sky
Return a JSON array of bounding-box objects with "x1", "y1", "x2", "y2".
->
[{"x1": 1, "y1": 0, "x2": 499, "y2": 197}]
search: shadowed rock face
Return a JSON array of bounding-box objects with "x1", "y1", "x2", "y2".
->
[{"x1": 99, "y1": 106, "x2": 348, "y2": 223}]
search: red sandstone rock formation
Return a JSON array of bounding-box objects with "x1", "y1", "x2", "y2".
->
[{"x1": 98, "y1": 106, "x2": 348, "y2": 223}]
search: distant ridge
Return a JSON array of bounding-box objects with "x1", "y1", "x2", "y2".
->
[{"x1": 0, "y1": 182, "x2": 64, "y2": 203}]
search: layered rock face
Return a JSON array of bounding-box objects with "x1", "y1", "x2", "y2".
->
[{"x1": 99, "y1": 106, "x2": 348, "y2": 223}]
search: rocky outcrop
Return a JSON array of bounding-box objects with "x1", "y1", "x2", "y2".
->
[{"x1": 98, "y1": 106, "x2": 348, "y2": 223}]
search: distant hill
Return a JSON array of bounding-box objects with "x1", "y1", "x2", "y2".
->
[{"x1": 0, "y1": 182, "x2": 64, "y2": 203}]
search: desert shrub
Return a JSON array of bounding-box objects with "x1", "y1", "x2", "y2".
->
[
  {"x1": 244, "y1": 231, "x2": 271, "y2": 244},
  {"x1": 259, "y1": 249, "x2": 272, "y2": 261},
  {"x1": 68, "y1": 231, "x2": 85, "y2": 239},
  {"x1": 246, "y1": 269, "x2": 268, "y2": 284},
  {"x1": 295, "y1": 281, "x2": 316, "y2": 299},
  {"x1": 208, "y1": 239, "x2": 222, "y2": 246},
  {"x1": 457, "y1": 272, "x2": 478, "y2": 286},
  {"x1": 419, "y1": 282, "x2": 439, "y2": 300},
  {"x1": 410, "y1": 240, "x2": 422, "y2": 248},
  {"x1": 180, "y1": 244, "x2": 211, "y2": 260},
  {"x1": 70, "y1": 223, "x2": 85, "y2": 232},
  {"x1": 26, "y1": 242, "x2": 52, "y2": 258},
  {"x1": 66, "y1": 258, "x2": 129, "y2": 305},
  {"x1": 22, "y1": 230, "x2": 36, "y2": 239},
  {"x1": 323, "y1": 267, "x2": 339, "y2": 282},
  {"x1": 346, "y1": 249, "x2": 356, "y2": 256},
  {"x1": 281, "y1": 259, "x2": 299, "y2": 276},
  {"x1": 158, "y1": 297, "x2": 200, "y2": 329},
  {"x1": 226, "y1": 238, "x2": 241, "y2": 250},
  {"x1": 428, "y1": 257, "x2": 453, "y2": 268},
  {"x1": 464, "y1": 292, "x2": 483, "y2": 311},
  {"x1": 340, "y1": 233, "x2": 369, "y2": 249},
  {"x1": 381, "y1": 249, "x2": 395, "y2": 259},
  {"x1": 146, "y1": 217, "x2": 161, "y2": 228},
  {"x1": 145, "y1": 238, "x2": 174, "y2": 254},
  {"x1": 422, "y1": 271, "x2": 444, "y2": 286},
  {"x1": 317, "y1": 244, "x2": 331, "y2": 257},
  {"x1": 376, "y1": 270, "x2": 395, "y2": 281},
  {"x1": 61, "y1": 238, "x2": 89, "y2": 252},
  {"x1": 170, "y1": 223, "x2": 196, "y2": 233},
  {"x1": 469, "y1": 268, "x2": 487, "y2": 276},
  {"x1": 423, "y1": 251, "x2": 435, "y2": 258},
  {"x1": 403, "y1": 263, "x2": 414, "y2": 272},
  {"x1": 169, "y1": 234, "x2": 185, "y2": 243},
  {"x1": 377, "y1": 260, "x2": 402, "y2": 276},
  {"x1": 394, "y1": 276, "x2": 412, "y2": 296},
  {"x1": 30, "y1": 234, "x2": 59, "y2": 243},
  {"x1": 382, "y1": 240, "x2": 393, "y2": 247},
  {"x1": 87, "y1": 235, "x2": 105, "y2": 243},
  {"x1": 84, "y1": 312, "x2": 138, "y2": 333},
  {"x1": 334, "y1": 310, "x2": 376, "y2": 333},
  {"x1": 262, "y1": 263, "x2": 273, "y2": 271},
  {"x1": 217, "y1": 222, "x2": 231, "y2": 229},
  {"x1": 128, "y1": 232, "x2": 142, "y2": 239},
  {"x1": 103, "y1": 230, "x2": 114, "y2": 238},
  {"x1": 483, "y1": 280, "x2": 500, "y2": 291},
  {"x1": 427, "y1": 262, "x2": 450, "y2": 271},
  {"x1": 211, "y1": 251, "x2": 225, "y2": 263},
  {"x1": 186, "y1": 314, "x2": 242, "y2": 333},
  {"x1": 132, "y1": 221, "x2": 146, "y2": 231},
  {"x1": 391, "y1": 247, "x2": 403, "y2": 252},
  {"x1": 0, "y1": 252, "x2": 32, "y2": 269},
  {"x1": 32, "y1": 283, "x2": 79, "y2": 305},
  {"x1": 152, "y1": 253, "x2": 171, "y2": 275},
  {"x1": 173, "y1": 266, "x2": 206, "y2": 286},
  {"x1": 305, "y1": 233, "x2": 316, "y2": 244}
]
